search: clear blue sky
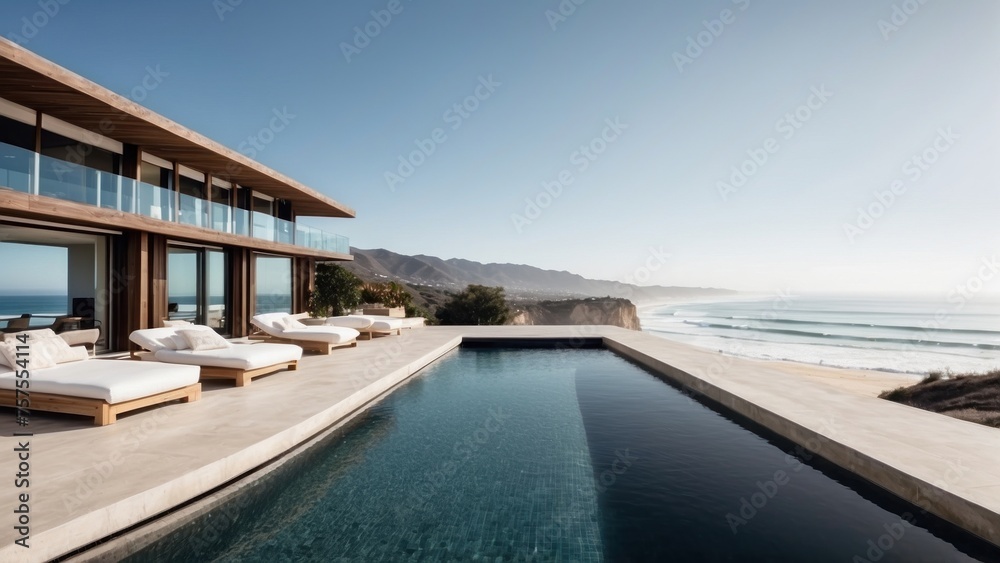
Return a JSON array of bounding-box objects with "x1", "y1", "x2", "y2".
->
[{"x1": 1, "y1": 0, "x2": 997, "y2": 295}]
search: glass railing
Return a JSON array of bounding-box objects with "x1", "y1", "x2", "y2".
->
[
  {"x1": 210, "y1": 201, "x2": 232, "y2": 234},
  {"x1": 0, "y1": 142, "x2": 34, "y2": 193},
  {"x1": 178, "y1": 192, "x2": 208, "y2": 228},
  {"x1": 295, "y1": 223, "x2": 351, "y2": 254},
  {"x1": 0, "y1": 140, "x2": 348, "y2": 254},
  {"x1": 233, "y1": 207, "x2": 251, "y2": 237},
  {"x1": 251, "y1": 210, "x2": 275, "y2": 243}
]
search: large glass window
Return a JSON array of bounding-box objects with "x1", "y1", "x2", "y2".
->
[
  {"x1": 255, "y1": 255, "x2": 292, "y2": 314},
  {"x1": 0, "y1": 114, "x2": 35, "y2": 151},
  {"x1": 140, "y1": 161, "x2": 173, "y2": 189},
  {"x1": 0, "y1": 224, "x2": 109, "y2": 352}
]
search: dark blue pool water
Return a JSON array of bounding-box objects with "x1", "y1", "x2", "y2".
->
[{"x1": 127, "y1": 348, "x2": 1000, "y2": 562}]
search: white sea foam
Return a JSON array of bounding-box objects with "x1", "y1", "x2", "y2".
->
[{"x1": 641, "y1": 295, "x2": 1000, "y2": 375}]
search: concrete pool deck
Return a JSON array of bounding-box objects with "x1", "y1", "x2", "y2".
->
[{"x1": 0, "y1": 326, "x2": 997, "y2": 561}]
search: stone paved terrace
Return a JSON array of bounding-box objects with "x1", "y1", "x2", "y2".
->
[{"x1": 0, "y1": 326, "x2": 998, "y2": 561}]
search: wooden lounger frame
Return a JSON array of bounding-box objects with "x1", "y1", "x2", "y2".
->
[
  {"x1": 199, "y1": 360, "x2": 298, "y2": 387},
  {"x1": 359, "y1": 328, "x2": 401, "y2": 340},
  {"x1": 0, "y1": 383, "x2": 201, "y2": 426}
]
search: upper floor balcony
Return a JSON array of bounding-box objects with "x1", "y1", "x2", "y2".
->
[{"x1": 0, "y1": 140, "x2": 349, "y2": 255}]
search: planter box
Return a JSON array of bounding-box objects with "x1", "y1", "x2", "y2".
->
[{"x1": 363, "y1": 307, "x2": 405, "y2": 318}]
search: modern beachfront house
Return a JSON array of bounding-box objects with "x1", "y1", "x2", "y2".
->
[{"x1": 0, "y1": 38, "x2": 354, "y2": 352}]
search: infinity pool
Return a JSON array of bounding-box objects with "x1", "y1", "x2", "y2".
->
[{"x1": 127, "y1": 348, "x2": 999, "y2": 561}]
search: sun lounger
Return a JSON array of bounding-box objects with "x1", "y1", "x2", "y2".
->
[
  {"x1": 130, "y1": 326, "x2": 302, "y2": 387},
  {"x1": 353, "y1": 314, "x2": 426, "y2": 329},
  {"x1": 0, "y1": 330, "x2": 200, "y2": 425},
  {"x1": 326, "y1": 315, "x2": 402, "y2": 339},
  {"x1": 250, "y1": 313, "x2": 360, "y2": 354}
]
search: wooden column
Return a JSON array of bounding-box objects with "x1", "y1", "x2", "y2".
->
[
  {"x1": 149, "y1": 235, "x2": 168, "y2": 327},
  {"x1": 230, "y1": 248, "x2": 250, "y2": 337},
  {"x1": 112, "y1": 231, "x2": 149, "y2": 351},
  {"x1": 293, "y1": 256, "x2": 314, "y2": 314}
]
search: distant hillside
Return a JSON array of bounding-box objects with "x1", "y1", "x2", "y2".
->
[{"x1": 344, "y1": 248, "x2": 736, "y2": 303}]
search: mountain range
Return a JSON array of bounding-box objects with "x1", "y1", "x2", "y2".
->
[{"x1": 343, "y1": 248, "x2": 736, "y2": 304}]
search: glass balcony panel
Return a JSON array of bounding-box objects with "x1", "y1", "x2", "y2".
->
[
  {"x1": 0, "y1": 142, "x2": 34, "y2": 193},
  {"x1": 137, "y1": 182, "x2": 176, "y2": 222},
  {"x1": 274, "y1": 217, "x2": 295, "y2": 245},
  {"x1": 38, "y1": 153, "x2": 97, "y2": 205},
  {"x1": 178, "y1": 192, "x2": 207, "y2": 228},
  {"x1": 211, "y1": 202, "x2": 232, "y2": 233},
  {"x1": 233, "y1": 208, "x2": 250, "y2": 237},
  {"x1": 98, "y1": 169, "x2": 128, "y2": 210},
  {"x1": 252, "y1": 211, "x2": 276, "y2": 242}
]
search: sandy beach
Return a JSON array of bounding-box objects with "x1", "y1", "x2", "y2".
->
[{"x1": 754, "y1": 358, "x2": 917, "y2": 397}]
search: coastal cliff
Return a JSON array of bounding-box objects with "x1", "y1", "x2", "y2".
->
[{"x1": 509, "y1": 297, "x2": 641, "y2": 330}]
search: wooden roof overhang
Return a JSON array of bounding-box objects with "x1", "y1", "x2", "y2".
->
[{"x1": 0, "y1": 38, "x2": 354, "y2": 218}]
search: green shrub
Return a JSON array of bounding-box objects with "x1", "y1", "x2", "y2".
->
[
  {"x1": 436, "y1": 285, "x2": 511, "y2": 326},
  {"x1": 309, "y1": 264, "x2": 363, "y2": 317},
  {"x1": 361, "y1": 281, "x2": 413, "y2": 308}
]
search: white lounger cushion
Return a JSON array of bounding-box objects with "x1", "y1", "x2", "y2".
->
[
  {"x1": 272, "y1": 327, "x2": 359, "y2": 344},
  {"x1": 352, "y1": 315, "x2": 425, "y2": 329},
  {"x1": 252, "y1": 313, "x2": 359, "y2": 343},
  {"x1": 153, "y1": 343, "x2": 302, "y2": 370},
  {"x1": 330, "y1": 316, "x2": 402, "y2": 332},
  {"x1": 130, "y1": 326, "x2": 216, "y2": 352},
  {"x1": 0, "y1": 360, "x2": 199, "y2": 404},
  {"x1": 324, "y1": 316, "x2": 374, "y2": 330}
]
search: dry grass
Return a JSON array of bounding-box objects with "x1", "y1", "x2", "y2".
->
[{"x1": 880, "y1": 370, "x2": 1000, "y2": 428}]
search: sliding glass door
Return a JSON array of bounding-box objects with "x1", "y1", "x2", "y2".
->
[{"x1": 167, "y1": 246, "x2": 229, "y2": 334}]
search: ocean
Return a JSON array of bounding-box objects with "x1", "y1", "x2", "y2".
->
[
  {"x1": 640, "y1": 295, "x2": 1000, "y2": 376},
  {"x1": 0, "y1": 294, "x2": 68, "y2": 324}
]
